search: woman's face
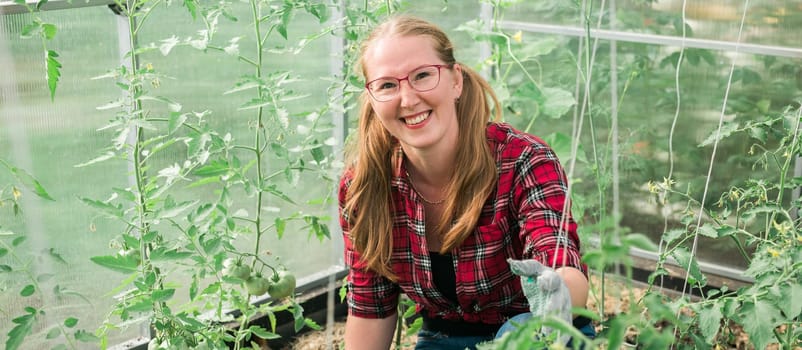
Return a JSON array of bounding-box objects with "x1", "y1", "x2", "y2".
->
[{"x1": 363, "y1": 35, "x2": 463, "y2": 151}]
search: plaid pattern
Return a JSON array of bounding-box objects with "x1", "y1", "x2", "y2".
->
[{"x1": 339, "y1": 122, "x2": 585, "y2": 324}]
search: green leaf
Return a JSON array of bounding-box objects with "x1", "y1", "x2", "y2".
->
[
  {"x1": 698, "y1": 304, "x2": 722, "y2": 343},
  {"x1": 20, "y1": 22, "x2": 39, "y2": 38},
  {"x1": 670, "y1": 246, "x2": 707, "y2": 286},
  {"x1": 35, "y1": 0, "x2": 49, "y2": 11},
  {"x1": 73, "y1": 329, "x2": 99, "y2": 342},
  {"x1": 79, "y1": 197, "x2": 123, "y2": 218},
  {"x1": 0, "y1": 247, "x2": 7, "y2": 258},
  {"x1": 64, "y1": 317, "x2": 78, "y2": 328},
  {"x1": 605, "y1": 316, "x2": 626, "y2": 350},
  {"x1": 160, "y1": 200, "x2": 198, "y2": 219},
  {"x1": 293, "y1": 302, "x2": 305, "y2": 332},
  {"x1": 1, "y1": 160, "x2": 54, "y2": 201},
  {"x1": 152, "y1": 288, "x2": 175, "y2": 302},
  {"x1": 0, "y1": 264, "x2": 12, "y2": 272},
  {"x1": 46, "y1": 327, "x2": 61, "y2": 339},
  {"x1": 270, "y1": 143, "x2": 289, "y2": 159},
  {"x1": 623, "y1": 233, "x2": 658, "y2": 251},
  {"x1": 46, "y1": 247, "x2": 68, "y2": 264},
  {"x1": 41, "y1": 23, "x2": 56, "y2": 40},
  {"x1": 90, "y1": 255, "x2": 139, "y2": 274},
  {"x1": 779, "y1": 282, "x2": 802, "y2": 319},
  {"x1": 263, "y1": 184, "x2": 295, "y2": 204},
  {"x1": 518, "y1": 37, "x2": 559, "y2": 60},
  {"x1": 36, "y1": 273, "x2": 54, "y2": 283},
  {"x1": 189, "y1": 276, "x2": 198, "y2": 301},
  {"x1": 159, "y1": 35, "x2": 180, "y2": 56},
  {"x1": 249, "y1": 325, "x2": 280, "y2": 339},
  {"x1": 305, "y1": 3, "x2": 329, "y2": 23},
  {"x1": 149, "y1": 248, "x2": 193, "y2": 261},
  {"x1": 740, "y1": 300, "x2": 782, "y2": 350},
  {"x1": 45, "y1": 50, "x2": 61, "y2": 101},
  {"x1": 698, "y1": 122, "x2": 739, "y2": 147},
  {"x1": 310, "y1": 143, "x2": 325, "y2": 164},
  {"x1": 663, "y1": 229, "x2": 685, "y2": 245},
  {"x1": 74, "y1": 151, "x2": 116, "y2": 167},
  {"x1": 192, "y1": 160, "x2": 230, "y2": 177},
  {"x1": 715, "y1": 225, "x2": 737, "y2": 238},
  {"x1": 12, "y1": 236, "x2": 26, "y2": 247},
  {"x1": 6, "y1": 310, "x2": 36, "y2": 350},
  {"x1": 697, "y1": 224, "x2": 717, "y2": 238},
  {"x1": 539, "y1": 87, "x2": 575, "y2": 119},
  {"x1": 182, "y1": 0, "x2": 197, "y2": 19},
  {"x1": 238, "y1": 97, "x2": 272, "y2": 110},
  {"x1": 168, "y1": 112, "x2": 188, "y2": 134},
  {"x1": 20, "y1": 284, "x2": 35, "y2": 297},
  {"x1": 275, "y1": 217, "x2": 286, "y2": 239}
]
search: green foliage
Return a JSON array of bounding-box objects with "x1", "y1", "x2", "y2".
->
[
  {"x1": 5, "y1": 0, "x2": 802, "y2": 349},
  {"x1": 31, "y1": 0, "x2": 343, "y2": 349},
  {"x1": 15, "y1": 0, "x2": 62, "y2": 101},
  {"x1": 1, "y1": 161, "x2": 96, "y2": 350},
  {"x1": 452, "y1": 1, "x2": 802, "y2": 349}
]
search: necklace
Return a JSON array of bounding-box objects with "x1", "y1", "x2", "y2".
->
[{"x1": 406, "y1": 171, "x2": 445, "y2": 205}]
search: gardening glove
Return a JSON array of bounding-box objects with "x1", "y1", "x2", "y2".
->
[{"x1": 507, "y1": 258, "x2": 572, "y2": 345}]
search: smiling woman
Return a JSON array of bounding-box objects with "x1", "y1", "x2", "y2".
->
[
  {"x1": 339, "y1": 15, "x2": 592, "y2": 350},
  {"x1": 2, "y1": 0, "x2": 800, "y2": 349}
]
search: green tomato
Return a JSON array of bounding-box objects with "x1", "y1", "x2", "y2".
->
[
  {"x1": 222, "y1": 259, "x2": 251, "y2": 281},
  {"x1": 268, "y1": 270, "x2": 296, "y2": 299},
  {"x1": 244, "y1": 275, "x2": 271, "y2": 296}
]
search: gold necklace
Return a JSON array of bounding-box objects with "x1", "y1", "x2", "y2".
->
[{"x1": 405, "y1": 171, "x2": 445, "y2": 205}]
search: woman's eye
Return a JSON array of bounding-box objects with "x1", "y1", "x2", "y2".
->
[
  {"x1": 377, "y1": 81, "x2": 396, "y2": 90},
  {"x1": 413, "y1": 72, "x2": 431, "y2": 81}
]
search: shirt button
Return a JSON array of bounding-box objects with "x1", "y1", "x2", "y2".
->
[{"x1": 472, "y1": 301, "x2": 481, "y2": 312}]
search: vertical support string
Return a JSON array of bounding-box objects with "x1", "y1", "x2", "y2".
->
[
  {"x1": 676, "y1": 0, "x2": 753, "y2": 325},
  {"x1": 659, "y1": 0, "x2": 688, "y2": 293}
]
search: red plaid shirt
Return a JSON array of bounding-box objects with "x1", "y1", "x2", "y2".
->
[{"x1": 339, "y1": 122, "x2": 585, "y2": 325}]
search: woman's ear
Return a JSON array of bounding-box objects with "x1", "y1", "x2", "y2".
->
[{"x1": 452, "y1": 63, "x2": 464, "y2": 98}]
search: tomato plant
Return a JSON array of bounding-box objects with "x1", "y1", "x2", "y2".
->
[
  {"x1": 268, "y1": 270, "x2": 296, "y2": 300},
  {"x1": 245, "y1": 273, "x2": 271, "y2": 296},
  {"x1": 222, "y1": 258, "x2": 251, "y2": 281}
]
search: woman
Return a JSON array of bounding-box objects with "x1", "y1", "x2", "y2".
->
[{"x1": 338, "y1": 15, "x2": 594, "y2": 350}]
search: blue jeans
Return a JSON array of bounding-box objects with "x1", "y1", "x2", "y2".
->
[{"x1": 414, "y1": 313, "x2": 596, "y2": 350}]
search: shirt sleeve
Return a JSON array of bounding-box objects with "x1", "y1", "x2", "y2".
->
[
  {"x1": 338, "y1": 172, "x2": 400, "y2": 318},
  {"x1": 512, "y1": 145, "x2": 586, "y2": 275}
]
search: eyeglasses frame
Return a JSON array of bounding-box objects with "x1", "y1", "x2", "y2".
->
[{"x1": 364, "y1": 64, "x2": 452, "y2": 102}]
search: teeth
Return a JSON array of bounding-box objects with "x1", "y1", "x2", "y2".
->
[{"x1": 404, "y1": 111, "x2": 430, "y2": 125}]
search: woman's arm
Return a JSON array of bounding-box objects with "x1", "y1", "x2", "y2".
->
[
  {"x1": 344, "y1": 314, "x2": 398, "y2": 350},
  {"x1": 556, "y1": 266, "x2": 589, "y2": 310}
]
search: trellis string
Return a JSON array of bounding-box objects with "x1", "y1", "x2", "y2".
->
[{"x1": 673, "y1": 0, "x2": 753, "y2": 341}]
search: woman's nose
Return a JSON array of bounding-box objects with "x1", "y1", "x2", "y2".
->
[{"x1": 398, "y1": 80, "x2": 419, "y2": 108}]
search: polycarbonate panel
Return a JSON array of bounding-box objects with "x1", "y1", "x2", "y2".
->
[
  {"x1": 503, "y1": 0, "x2": 802, "y2": 48},
  {"x1": 1, "y1": 6, "x2": 140, "y2": 347},
  {"x1": 477, "y1": 32, "x2": 800, "y2": 269}
]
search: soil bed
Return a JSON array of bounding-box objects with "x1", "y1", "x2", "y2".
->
[{"x1": 277, "y1": 274, "x2": 778, "y2": 350}]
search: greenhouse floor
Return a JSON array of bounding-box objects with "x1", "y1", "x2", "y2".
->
[{"x1": 279, "y1": 273, "x2": 776, "y2": 350}]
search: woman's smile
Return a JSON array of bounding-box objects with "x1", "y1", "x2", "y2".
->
[{"x1": 403, "y1": 110, "x2": 431, "y2": 126}]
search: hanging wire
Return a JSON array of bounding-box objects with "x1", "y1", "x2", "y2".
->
[
  {"x1": 658, "y1": 0, "x2": 689, "y2": 293},
  {"x1": 558, "y1": 0, "x2": 608, "y2": 328},
  {"x1": 675, "y1": 0, "x2": 753, "y2": 332},
  {"x1": 557, "y1": 0, "x2": 607, "y2": 270}
]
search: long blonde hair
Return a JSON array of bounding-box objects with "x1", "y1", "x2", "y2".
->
[{"x1": 343, "y1": 15, "x2": 501, "y2": 280}]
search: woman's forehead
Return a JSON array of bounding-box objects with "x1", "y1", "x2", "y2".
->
[{"x1": 364, "y1": 35, "x2": 440, "y2": 78}]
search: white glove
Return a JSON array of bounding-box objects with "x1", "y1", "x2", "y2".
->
[{"x1": 507, "y1": 258, "x2": 572, "y2": 345}]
